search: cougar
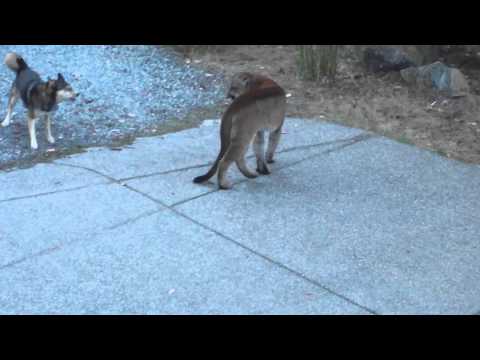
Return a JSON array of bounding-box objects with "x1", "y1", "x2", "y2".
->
[{"x1": 193, "y1": 72, "x2": 286, "y2": 190}]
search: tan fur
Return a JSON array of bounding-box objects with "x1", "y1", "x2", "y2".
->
[
  {"x1": 193, "y1": 72, "x2": 286, "y2": 190},
  {"x1": 4, "y1": 53, "x2": 20, "y2": 71}
]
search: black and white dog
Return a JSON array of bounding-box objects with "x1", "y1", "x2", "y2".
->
[{"x1": 1, "y1": 52, "x2": 78, "y2": 149}]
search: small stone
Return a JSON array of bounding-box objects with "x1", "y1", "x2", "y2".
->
[{"x1": 449, "y1": 68, "x2": 470, "y2": 97}]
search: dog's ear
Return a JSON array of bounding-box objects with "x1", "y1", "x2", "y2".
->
[
  {"x1": 46, "y1": 79, "x2": 57, "y2": 91},
  {"x1": 57, "y1": 73, "x2": 65, "y2": 81}
]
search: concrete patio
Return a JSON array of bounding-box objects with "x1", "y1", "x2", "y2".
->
[{"x1": 1, "y1": 118, "x2": 479, "y2": 315}]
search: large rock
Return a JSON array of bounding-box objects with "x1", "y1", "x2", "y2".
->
[
  {"x1": 438, "y1": 45, "x2": 480, "y2": 68},
  {"x1": 400, "y1": 61, "x2": 470, "y2": 97},
  {"x1": 363, "y1": 47, "x2": 417, "y2": 73}
]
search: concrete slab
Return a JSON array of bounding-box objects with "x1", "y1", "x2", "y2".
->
[
  {"x1": 2, "y1": 117, "x2": 480, "y2": 315},
  {"x1": 124, "y1": 135, "x2": 357, "y2": 206},
  {"x1": 58, "y1": 118, "x2": 364, "y2": 180},
  {"x1": 201, "y1": 118, "x2": 365, "y2": 152},
  {"x1": 0, "y1": 183, "x2": 162, "y2": 267},
  {"x1": 0, "y1": 163, "x2": 107, "y2": 202},
  {"x1": 176, "y1": 136, "x2": 480, "y2": 314},
  {"x1": 0, "y1": 235, "x2": 23, "y2": 268},
  {"x1": 0, "y1": 211, "x2": 369, "y2": 315}
]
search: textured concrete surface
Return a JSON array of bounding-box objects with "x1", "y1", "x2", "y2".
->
[
  {"x1": 59, "y1": 118, "x2": 364, "y2": 180},
  {"x1": 0, "y1": 163, "x2": 107, "y2": 202},
  {"x1": 176, "y1": 137, "x2": 480, "y2": 314},
  {"x1": 0, "y1": 183, "x2": 162, "y2": 267},
  {"x1": 1, "y1": 118, "x2": 479, "y2": 314},
  {"x1": 0, "y1": 212, "x2": 368, "y2": 315}
]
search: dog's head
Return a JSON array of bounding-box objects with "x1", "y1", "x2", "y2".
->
[{"x1": 50, "y1": 73, "x2": 79, "y2": 103}]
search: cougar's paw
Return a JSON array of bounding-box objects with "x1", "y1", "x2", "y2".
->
[
  {"x1": 219, "y1": 181, "x2": 233, "y2": 190},
  {"x1": 256, "y1": 162, "x2": 271, "y2": 175}
]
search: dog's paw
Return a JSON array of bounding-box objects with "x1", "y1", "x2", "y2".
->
[
  {"x1": 30, "y1": 143, "x2": 38, "y2": 150},
  {"x1": 47, "y1": 136, "x2": 55, "y2": 144},
  {"x1": 1, "y1": 120, "x2": 10, "y2": 127}
]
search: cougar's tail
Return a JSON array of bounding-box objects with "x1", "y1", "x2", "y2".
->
[
  {"x1": 193, "y1": 149, "x2": 226, "y2": 184},
  {"x1": 4, "y1": 53, "x2": 28, "y2": 73},
  {"x1": 193, "y1": 115, "x2": 232, "y2": 184}
]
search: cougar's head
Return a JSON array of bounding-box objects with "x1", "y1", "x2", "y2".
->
[{"x1": 226, "y1": 72, "x2": 261, "y2": 100}]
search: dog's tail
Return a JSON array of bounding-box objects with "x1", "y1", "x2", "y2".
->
[{"x1": 4, "y1": 52, "x2": 28, "y2": 73}]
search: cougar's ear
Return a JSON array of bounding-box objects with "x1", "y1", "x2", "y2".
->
[
  {"x1": 249, "y1": 77, "x2": 262, "y2": 89},
  {"x1": 240, "y1": 73, "x2": 252, "y2": 85}
]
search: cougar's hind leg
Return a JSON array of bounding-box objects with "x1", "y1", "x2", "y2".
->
[
  {"x1": 254, "y1": 130, "x2": 270, "y2": 175},
  {"x1": 235, "y1": 134, "x2": 258, "y2": 179},
  {"x1": 266, "y1": 127, "x2": 282, "y2": 164},
  {"x1": 236, "y1": 155, "x2": 258, "y2": 179},
  {"x1": 217, "y1": 149, "x2": 235, "y2": 190},
  {"x1": 218, "y1": 139, "x2": 255, "y2": 190}
]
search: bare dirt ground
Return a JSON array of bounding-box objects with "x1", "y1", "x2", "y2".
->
[{"x1": 176, "y1": 45, "x2": 480, "y2": 164}]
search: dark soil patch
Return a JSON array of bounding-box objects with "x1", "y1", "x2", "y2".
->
[{"x1": 181, "y1": 45, "x2": 480, "y2": 164}]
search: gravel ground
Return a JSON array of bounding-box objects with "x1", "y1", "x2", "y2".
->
[{"x1": 0, "y1": 45, "x2": 226, "y2": 169}]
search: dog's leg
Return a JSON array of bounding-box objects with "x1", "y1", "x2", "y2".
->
[
  {"x1": 28, "y1": 116, "x2": 39, "y2": 150},
  {"x1": 46, "y1": 114, "x2": 55, "y2": 144},
  {"x1": 2, "y1": 86, "x2": 19, "y2": 127}
]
